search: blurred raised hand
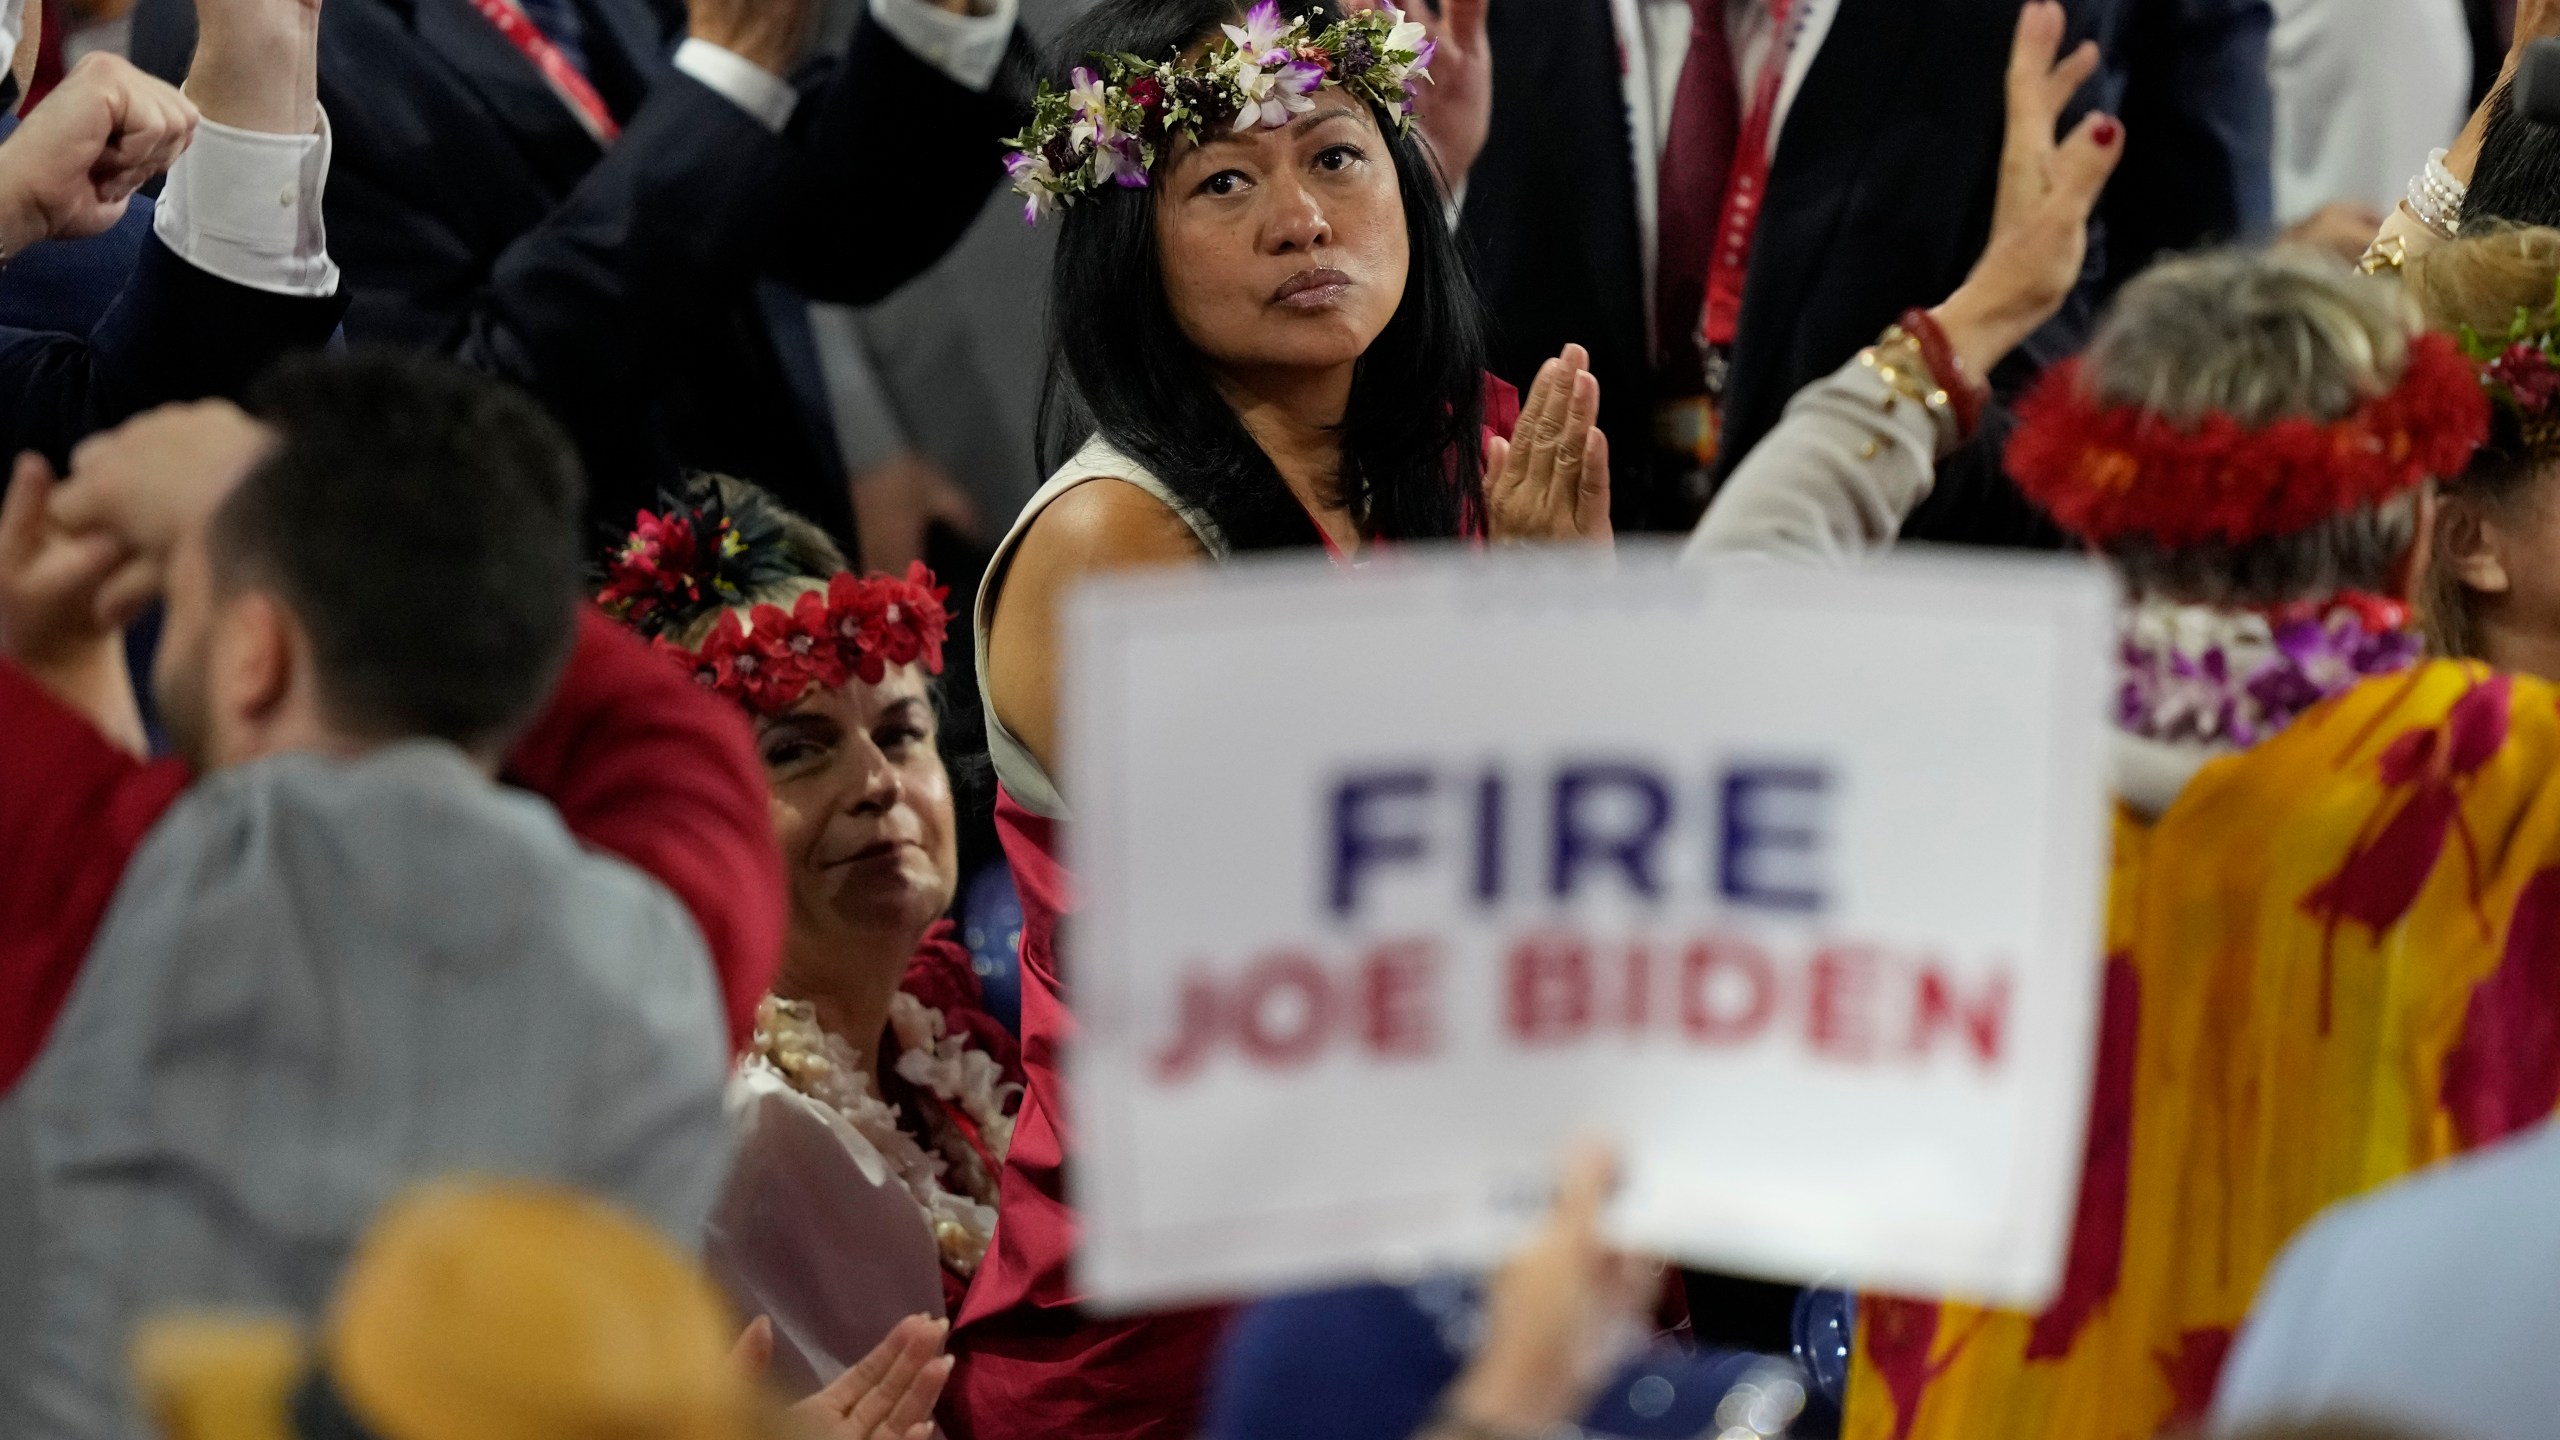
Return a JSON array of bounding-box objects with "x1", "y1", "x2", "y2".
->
[
  {"x1": 1927, "y1": 0, "x2": 2124, "y2": 379},
  {"x1": 851, "y1": 450, "x2": 981, "y2": 577},
  {"x1": 1428, "y1": 1146, "x2": 1654, "y2": 1439},
  {"x1": 1354, "y1": 0, "x2": 1491, "y2": 192}
]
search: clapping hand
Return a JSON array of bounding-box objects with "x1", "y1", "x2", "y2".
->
[
  {"x1": 1926, "y1": 0, "x2": 2123, "y2": 379},
  {"x1": 1486, "y1": 343, "x2": 1611, "y2": 546},
  {"x1": 733, "y1": 1313, "x2": 953, "y2": 1440},
  {"x1": 0, "y1": 54, "x2": 197, "y2": 257}
]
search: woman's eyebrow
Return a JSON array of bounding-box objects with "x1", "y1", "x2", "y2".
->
[{"x1": 1189, "y1": 105, "x2": 1365, "y2": 153}]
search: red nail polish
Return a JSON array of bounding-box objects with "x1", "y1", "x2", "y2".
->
[{"x1": 2093, "y1": 119, "x2": 2120, "y2": 147}]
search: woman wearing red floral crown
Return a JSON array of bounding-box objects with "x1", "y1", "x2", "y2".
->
[
  {"x1": 1686, "y1": 114, "x2": 2560, "y2": 1433},
  {"x1": 594, "y1": 475, "x2": 1025, "y2": 1415}
]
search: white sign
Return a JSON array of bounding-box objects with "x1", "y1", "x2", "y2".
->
[{"x1": 1062, "y1": 548, "x2": 2117, "y2": 1313}]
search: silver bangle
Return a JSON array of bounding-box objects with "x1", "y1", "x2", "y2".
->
[{"x1": 2407, "y1": 146, "x2": 2466, "y2": 239}]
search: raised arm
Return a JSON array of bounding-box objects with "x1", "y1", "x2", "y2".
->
[
  {"x1": 2364, "y1": 0, "x2": 2560, "y2": 269},
  {"x1": 763, "y1": 0, "x2": 1026, "y2": 303},
  {"x1": 0, "y1": 451, "x2": 189, "y2": 1094},
  {"x1": 36, "y1": 395, "x2": 788, "y2": 1054},
  {"x1": 322, "y1": 0, "x2": 1019, "y2": 526},
  {"x1": 1685, "y1": 2, "x2": 2122, "y2": 565},
  {"x1": 0, "y1": 0, "x2": 346, "y2": 469}
]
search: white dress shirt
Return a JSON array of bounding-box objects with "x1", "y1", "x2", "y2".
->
[
  {"x1": 675, "y1": 0, "x2": 1017, "y2": 134},
  {"x1": 152, "y1": 114, "x2": 341, "y2": 299}
]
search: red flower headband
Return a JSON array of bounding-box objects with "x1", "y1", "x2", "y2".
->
[
  {"x1": 657, "y1": 565, "x2": 952, "y2": 717},
  {"x1": 2006, "y1": 331, "x2": 2488, "y2": 548},
  {"x1": 593, "y1": 495, "x2": 950, "y2": 717}
]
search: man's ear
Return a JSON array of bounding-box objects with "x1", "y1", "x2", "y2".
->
[
  {"x1": 214, "y1": 589, "x2": 300, "y2": 732},
  {"x1": 2438, "y1": 496, "x2": 2513, "y2": 596}
]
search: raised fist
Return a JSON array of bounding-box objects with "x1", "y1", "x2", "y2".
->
[{"x1": 0, "y1": 53, "x2": 197, "y2": 255}]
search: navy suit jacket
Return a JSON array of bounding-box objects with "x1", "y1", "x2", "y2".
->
[
  {"x1": 0, "y1": 109, "x2": 343, "y2": 466},
  {"x1": 0, "y1": 190, "x2": 153, "y2": 339},
  {"x1": 0, "y1": 231, "x2": 347, "y2": 469},
  {"x1": 1460, "y1": 0, "x2": 2274, "y2": 539},
  {"x1": 134, "y1": 0, "x2": 1024, "y2": 544}
]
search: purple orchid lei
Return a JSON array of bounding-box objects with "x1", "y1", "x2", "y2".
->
[
  {"x1": 2117, "y1": 595, "x2": 2423, "y2": 749},
  {"x1": 1002, "y1": 2, "x2": 1434, "y2": 224}
]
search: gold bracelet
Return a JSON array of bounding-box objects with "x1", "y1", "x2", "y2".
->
[{"x1": 1857, "y1": 328, "x2": 1952, "y2": 420}]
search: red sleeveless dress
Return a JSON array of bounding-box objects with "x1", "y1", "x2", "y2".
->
[{"x1": 943, "y1": 379, "x2": 1521, "y2": 1440}]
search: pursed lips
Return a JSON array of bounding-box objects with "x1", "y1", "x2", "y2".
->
[{"x1": 1271, "y1": 267, "x2": 1353, "y2": 307}]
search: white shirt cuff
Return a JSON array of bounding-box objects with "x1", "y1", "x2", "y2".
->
[
  {"x1": 152, "y1": 109, "x2": 339, "y2": 299},
  {"x1": 674, "y1": 38, "x2": 799, "y2": 132},
  {"x1": 868, "y1": 0, "x2": 1014, "y2": 93}
]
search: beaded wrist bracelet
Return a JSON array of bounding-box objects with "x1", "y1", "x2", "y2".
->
[
  {"x1": 2406, "y1": 146, "x2": 2466, "y2": 241},
  {"x1": 1897, "y1": 307, "x2": 1987, "y2": 442}
]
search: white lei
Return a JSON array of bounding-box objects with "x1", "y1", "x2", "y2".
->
[{"x1": 751, "y1": 990, "x2": 1022, "y2": 1275}]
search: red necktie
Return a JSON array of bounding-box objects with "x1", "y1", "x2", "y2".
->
[{"x1": 1655, "y1": 0, "x2": 1741, "y2": 379}]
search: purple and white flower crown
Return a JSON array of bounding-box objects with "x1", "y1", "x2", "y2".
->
[{"x1": 1002, "y1": 2, "x2": 1435, "y2": 224}]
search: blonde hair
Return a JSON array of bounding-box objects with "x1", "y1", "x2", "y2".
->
[
  {"x1": 2402, "y1": 222, "x2": 2560, "y2": 339},
  {"x1": 2077, "y1": 249, "x2": 2425, "y2": 606},
  {"x1": 2401, "y1": 225, "x2": 2560, "y2": 659}
]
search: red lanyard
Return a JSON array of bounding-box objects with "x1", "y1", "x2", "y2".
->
[
  {"x1": 465, "y1": 0, "x2": 622, "y2": 145},
  {"x1": 1698, "y1": 0, "x2": 1795, "y2": 351}
]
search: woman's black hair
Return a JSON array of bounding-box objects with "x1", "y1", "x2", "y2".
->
[
  {"x1": 1033, "y1": 0, "x2": 1488, "y2": 552},
  {"x1": 2468, "y1": 85, "x2": 2560, "y2": 230}
]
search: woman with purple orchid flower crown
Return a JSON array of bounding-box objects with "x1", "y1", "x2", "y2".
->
[{"x1": 950, "y1": 1, "x2": 1590, "y2": 1436}]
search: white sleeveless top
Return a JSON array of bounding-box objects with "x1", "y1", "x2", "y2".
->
[{"x1": 973, "y1": 435, "x2": 1226, "y2": 820}]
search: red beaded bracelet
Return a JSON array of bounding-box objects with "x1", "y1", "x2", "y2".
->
[{"x1": 1899, "y1": 307, "x2": 1987, "y2": 443}]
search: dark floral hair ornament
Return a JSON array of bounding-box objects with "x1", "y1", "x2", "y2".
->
[
  {"x1": 593, "y1": 489, "x2": 798, "y2": 640},
  {"x1": 596, "y1": 492, "x2": 950, "y2": 718},
  {"x1": 2456, "y1": 270, "x2": 2560, "y2": 458},
  {"x1": 1002, "y1": 2, "x2": 1436, "y2": 224}
]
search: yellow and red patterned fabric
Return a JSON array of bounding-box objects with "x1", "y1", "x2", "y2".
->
[{"x1": 1847, "y1": 660, "x2": 2560, "y2": 1440}]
